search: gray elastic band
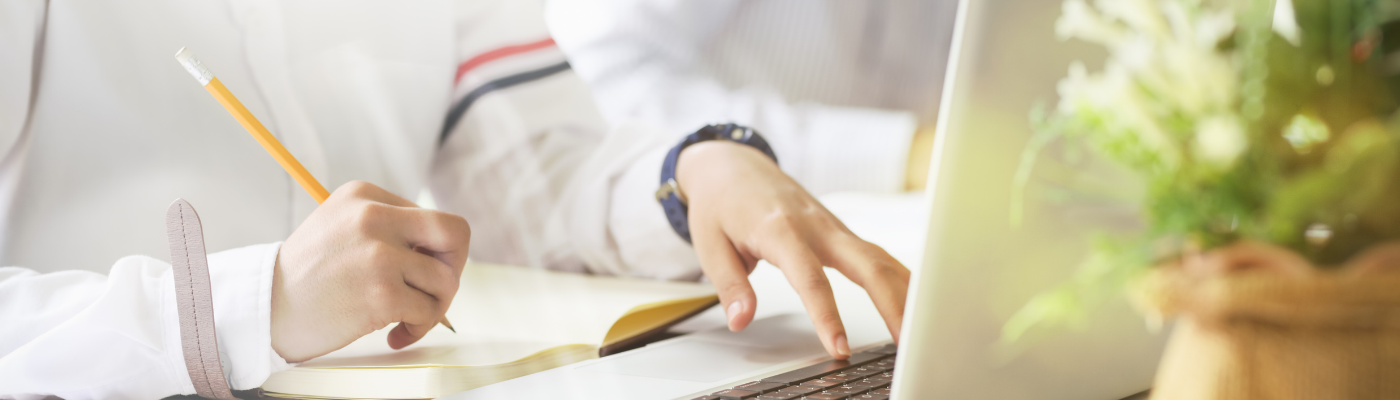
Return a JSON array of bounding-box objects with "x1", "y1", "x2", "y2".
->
[{"x1": 167, "y1": 199, "x2": 236, "y2": 400}]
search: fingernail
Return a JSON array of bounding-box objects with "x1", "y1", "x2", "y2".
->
[
  {"x1": 726, "y1": 301, "x2": 744, "y2": 330},
  {"x1": 834, "y1": 334, "x2": 851, "y2": 358}
]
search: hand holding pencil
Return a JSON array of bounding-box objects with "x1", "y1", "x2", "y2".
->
[{"x1": 175, "y1": 48, "x2": 464, "y2": 359}]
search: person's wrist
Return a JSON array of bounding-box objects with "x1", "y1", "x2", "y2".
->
[
  {"x1": 675, "y1": 140, "x2": 774, "y2": 199},
  {"x1": 268, "y1": 240, "x2": 322, "y2": 362},
  {"x1": 659, "y1": 124, "x2": 777, "y2": 243},
  {"x1": 269, "y1": 251, "x2": 298, "y2": 361}
]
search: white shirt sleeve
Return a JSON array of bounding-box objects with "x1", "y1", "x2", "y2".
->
[
  {"x1": 545, "y1": 0, "x2": 918, "y2": 195},
  {"x1": 428, "y1": 0, "x2": 697, "y2": 279},
  {"x1": 0, "y1": 243, "x2": 292, "y2": 400}
]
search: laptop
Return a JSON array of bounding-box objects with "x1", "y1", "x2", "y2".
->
[{"x1": 442, "y1": 0, "x2": 1167, "y2": 398}]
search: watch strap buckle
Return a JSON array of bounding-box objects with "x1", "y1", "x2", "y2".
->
[{"x1": 654, "y1": 178, "x2": 687, "y2": 205}]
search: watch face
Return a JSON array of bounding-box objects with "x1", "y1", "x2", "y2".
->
[{"x1": 728, "y1": 127, "x2": 750, "y2": 141}]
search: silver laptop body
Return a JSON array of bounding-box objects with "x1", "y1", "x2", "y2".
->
[{"x1": 889, "y1": 0, "x2": 1166, "y2": 397}]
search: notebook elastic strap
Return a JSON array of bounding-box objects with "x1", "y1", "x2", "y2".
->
[{"x1": 166, "y1": 199, "x2": 237, "y2": 400}]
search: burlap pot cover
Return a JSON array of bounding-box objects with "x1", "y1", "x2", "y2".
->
[{"x1": 1142, "y1": 241, "x2": 1400, "y2": 400}]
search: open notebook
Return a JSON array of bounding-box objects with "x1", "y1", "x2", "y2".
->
[{"x1": 260, "y1": 263, "x2": 718, "y2": 399}]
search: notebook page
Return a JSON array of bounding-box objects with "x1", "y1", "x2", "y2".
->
[{"x1": 293, "y1": 262, "x2": 715, "y2": 368}]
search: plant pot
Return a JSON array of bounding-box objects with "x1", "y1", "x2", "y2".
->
[{"x1": 1140, "y1": 241, "x2": 1400, "y2": 400}]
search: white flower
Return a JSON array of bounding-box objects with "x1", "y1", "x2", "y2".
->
[
  {"x1": 1055, "y1": 0, "x2": 1245, "y2": 173},
  {"x1": 1095, "y1": 0, "x2": 1170, "y2": 39},
  {"x1": 1282, "y1": 114, "x2": 1330, "y2": 153},
  {"x1": 1150, "y1": 41, "x2": 1236, "y2": 115},
  {"x1": 1057, "y1": 61, "x2": 1180, "y2": 169},
  {"x1": 1194, "y1": 9, "x2": 1237, "y2": 48},
  {"x1": 1194, "y1": 115, "x2": 1247, "y2": 168},
  {"x1": 1057, "y1": 0, "x2": 1129, "y2": 45},
  {"x1": 1108, "y1": 1, "x2": 1235, "y2": 117},
  {"x1": 1272, "y1": 0, "x2": 1301, "y2": 46}
]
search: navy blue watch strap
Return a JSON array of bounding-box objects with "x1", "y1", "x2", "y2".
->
[{"x1": 658, "y1": 123, "x2": 777, "y2": 243}]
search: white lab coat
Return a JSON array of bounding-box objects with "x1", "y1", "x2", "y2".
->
[
  {"x1": 545, "y1": 0, "x2": 961, "y2": 195},
  {"x1": 0, "y1": 0, "x2": 700, "y2": 398}
]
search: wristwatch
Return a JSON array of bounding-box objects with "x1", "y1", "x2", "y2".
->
[{"x1": 656, "y1": 123, "x2": 777, "y2": 243}]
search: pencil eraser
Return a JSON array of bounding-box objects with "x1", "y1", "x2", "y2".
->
[{"x1": 175, "y1": 47, "x2": 214, "y2": 86}]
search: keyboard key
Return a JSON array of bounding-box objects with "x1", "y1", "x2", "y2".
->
[
  {"x1": 804, "y1": 393, "x2": 850, "y2": 400},
  {"x1": 756, "y1": 393, "x2": 802, "y2": 400},
  {"x1": 848, "y1": 365, "x2": 884, "y2": 377},
  {"x1": 846, "y1": 379, "x2": 885, "y2": 390},
  {"x1": 797, "y1": 379, "x2": 842, "y2": 389},
  {"x1": 853, "y1": 393, "x2": 890, "y2": 400},
  {"x1": 871, "y1": 388, "x2": 892, "y2": 395},
  {"x1": 822, "y1": 386, "x2": 865, "y2": 396},
  {"x1": 735, "y1": 381, "x2": 787, "y2": 393},
  {"x1": 866, "y1": 371, "x2": 895, "y2": 382},
  {"x1": 820, "y1": 372, "x2": 863, "y2": 382},
  {"x1": 777, "y1": 385, "x2": 820, "y2": 395},
  {"x1": 862, "y1": 363, "x2": 893, "y2": 373},
  {"x1": 712, "y1": 388, "x2": 760, "y2": 399},
  {"x1": 690, "y1": 396, "x2": 721, "y2": 400},
  {"x1": 759, "y1": 351, "x2": 885, "y2": 384}
]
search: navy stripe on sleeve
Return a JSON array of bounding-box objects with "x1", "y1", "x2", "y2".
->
[{"x1": 439, "y1": 61, "x2": 573, "y2": 145}]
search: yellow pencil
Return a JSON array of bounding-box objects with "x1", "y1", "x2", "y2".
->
[{"x1": 175, "y1": 47, "x2": 456, "y2": 334}]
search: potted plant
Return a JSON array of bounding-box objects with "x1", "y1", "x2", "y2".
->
[{"x1": 1006, "y1": 0, "x2": 1400, "y2": 398}]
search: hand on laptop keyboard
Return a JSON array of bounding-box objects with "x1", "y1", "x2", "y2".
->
[
  {"x1": 677, "y1": 141, "x2": 912, "y2": 360},
  {"x1": 690, "y1": 344, "x2": 899, "y2": 400}
]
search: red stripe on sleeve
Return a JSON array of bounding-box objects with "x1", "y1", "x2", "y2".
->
[{"x1": 454, "y1": 38, "x2": 557, "y2": 84}]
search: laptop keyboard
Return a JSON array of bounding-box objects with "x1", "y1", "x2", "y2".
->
[{"x1": 689, "y1": 343, "x2": 899, "y2": 400}]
